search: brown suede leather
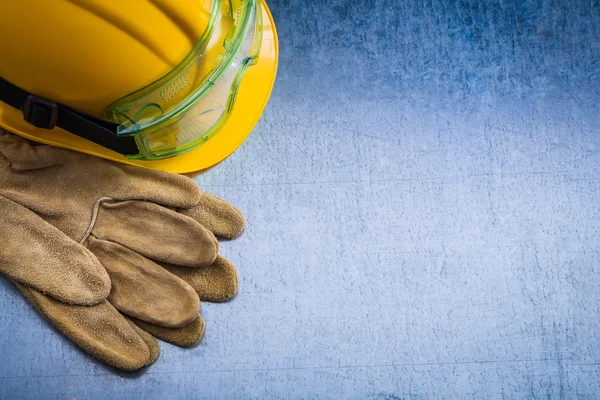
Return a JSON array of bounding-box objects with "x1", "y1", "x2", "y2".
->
[
  {"x1": 164, "y1": 256, "x2": 239, "y2": 303},
  {"x1": 0, "y1": 130, "x2": 245, "y2": 370},
  {"x1": 16, "y1": 282, "x2": 161, "y2": 371},
  {"x1": 131, "y1": 315, "x2": 206, "y2": 348}
]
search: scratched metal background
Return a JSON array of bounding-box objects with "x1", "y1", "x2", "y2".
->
[{"x1": 1, "y1": 0, "x2": 599, "y2": 398}]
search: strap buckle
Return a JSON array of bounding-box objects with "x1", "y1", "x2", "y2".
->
[{"x1": 22, "y1": 95, "x2": 58, "y2": 130}]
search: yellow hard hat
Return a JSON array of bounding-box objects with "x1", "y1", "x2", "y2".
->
[{"x1": 0, "y1": 0, "x2": 278, "y2": 173}]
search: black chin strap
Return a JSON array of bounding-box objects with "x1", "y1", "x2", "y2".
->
[{"x1": 0, "y1": 77, "x2": 139, "y2": 156}]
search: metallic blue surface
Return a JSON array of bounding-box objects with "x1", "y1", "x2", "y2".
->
[{"x1": 1, "y1": 0, "x2": 599, "y2": 398}]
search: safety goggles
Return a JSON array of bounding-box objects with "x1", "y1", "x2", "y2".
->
[{"x1": 0, "y1": 0, "x2": 262, "y2": 160}]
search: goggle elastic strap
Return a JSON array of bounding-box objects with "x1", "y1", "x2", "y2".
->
[{"x1": 0, "y1": 77, "x2": 138, "y2": 155}]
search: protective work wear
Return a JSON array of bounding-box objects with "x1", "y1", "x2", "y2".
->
[
  {"x1": 0, "y1": 130, "x2": 245, "y2": 370},
  {"x1": 0, "y1": 0, "x2": 278, "y2": 173}
]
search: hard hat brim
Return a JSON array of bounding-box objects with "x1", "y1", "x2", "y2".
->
[{"x1": 0, "y1": 0, "x2": 278, "y2": 174}]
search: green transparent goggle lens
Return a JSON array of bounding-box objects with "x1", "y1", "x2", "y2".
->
[{"x1": 105, "y1": 0, "x2": 262, "y2": 160}]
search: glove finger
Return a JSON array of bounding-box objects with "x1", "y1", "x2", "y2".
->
[
  {"x1": 14, "y1": 281, "x2": 159, "y2": 371},
  {"x1": 87, "y1": 237, "x2": 200, "y2": 328},
  {"x1": 92, "y1": 200, "x2": 218, "y2": 267},
  {"x1": 130, "y1": 315, "x2": 205, "y2": 348},
  {"x1": 112, "y1": 164, "x2": 204, "y2": 209},
  {"x1": 0, "y1": 130, "x2": 202, "y2": 208},
  {"x1": 126, "y1": 317, "x2": 161, "y2": 364},
  {"x1": 0, "y1": 195, "x2": 110, "y2": 305},
  {"x1": 162, "y1": 256, "x2": 238, "y2": 302},
  {"x1": 180, "y1": 192, "x2": 245, "y2": 239}
]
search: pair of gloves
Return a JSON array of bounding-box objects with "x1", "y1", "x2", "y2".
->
[{"x1": 0, "y1": 129, "x2": 244, "y2": 370}]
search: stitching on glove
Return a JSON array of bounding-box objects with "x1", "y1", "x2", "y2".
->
[{"x1": 81, "y1": 197, "x2": 114, "y2": 244}]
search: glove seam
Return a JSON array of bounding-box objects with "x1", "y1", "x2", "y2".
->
[{"x1": 81, "y1": 197, "x2": 114, "y2": 244}]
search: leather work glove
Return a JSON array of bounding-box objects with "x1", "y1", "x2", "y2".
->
[{"x1": 0, "y1": 130, "x2": 245, "y2": 370}]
